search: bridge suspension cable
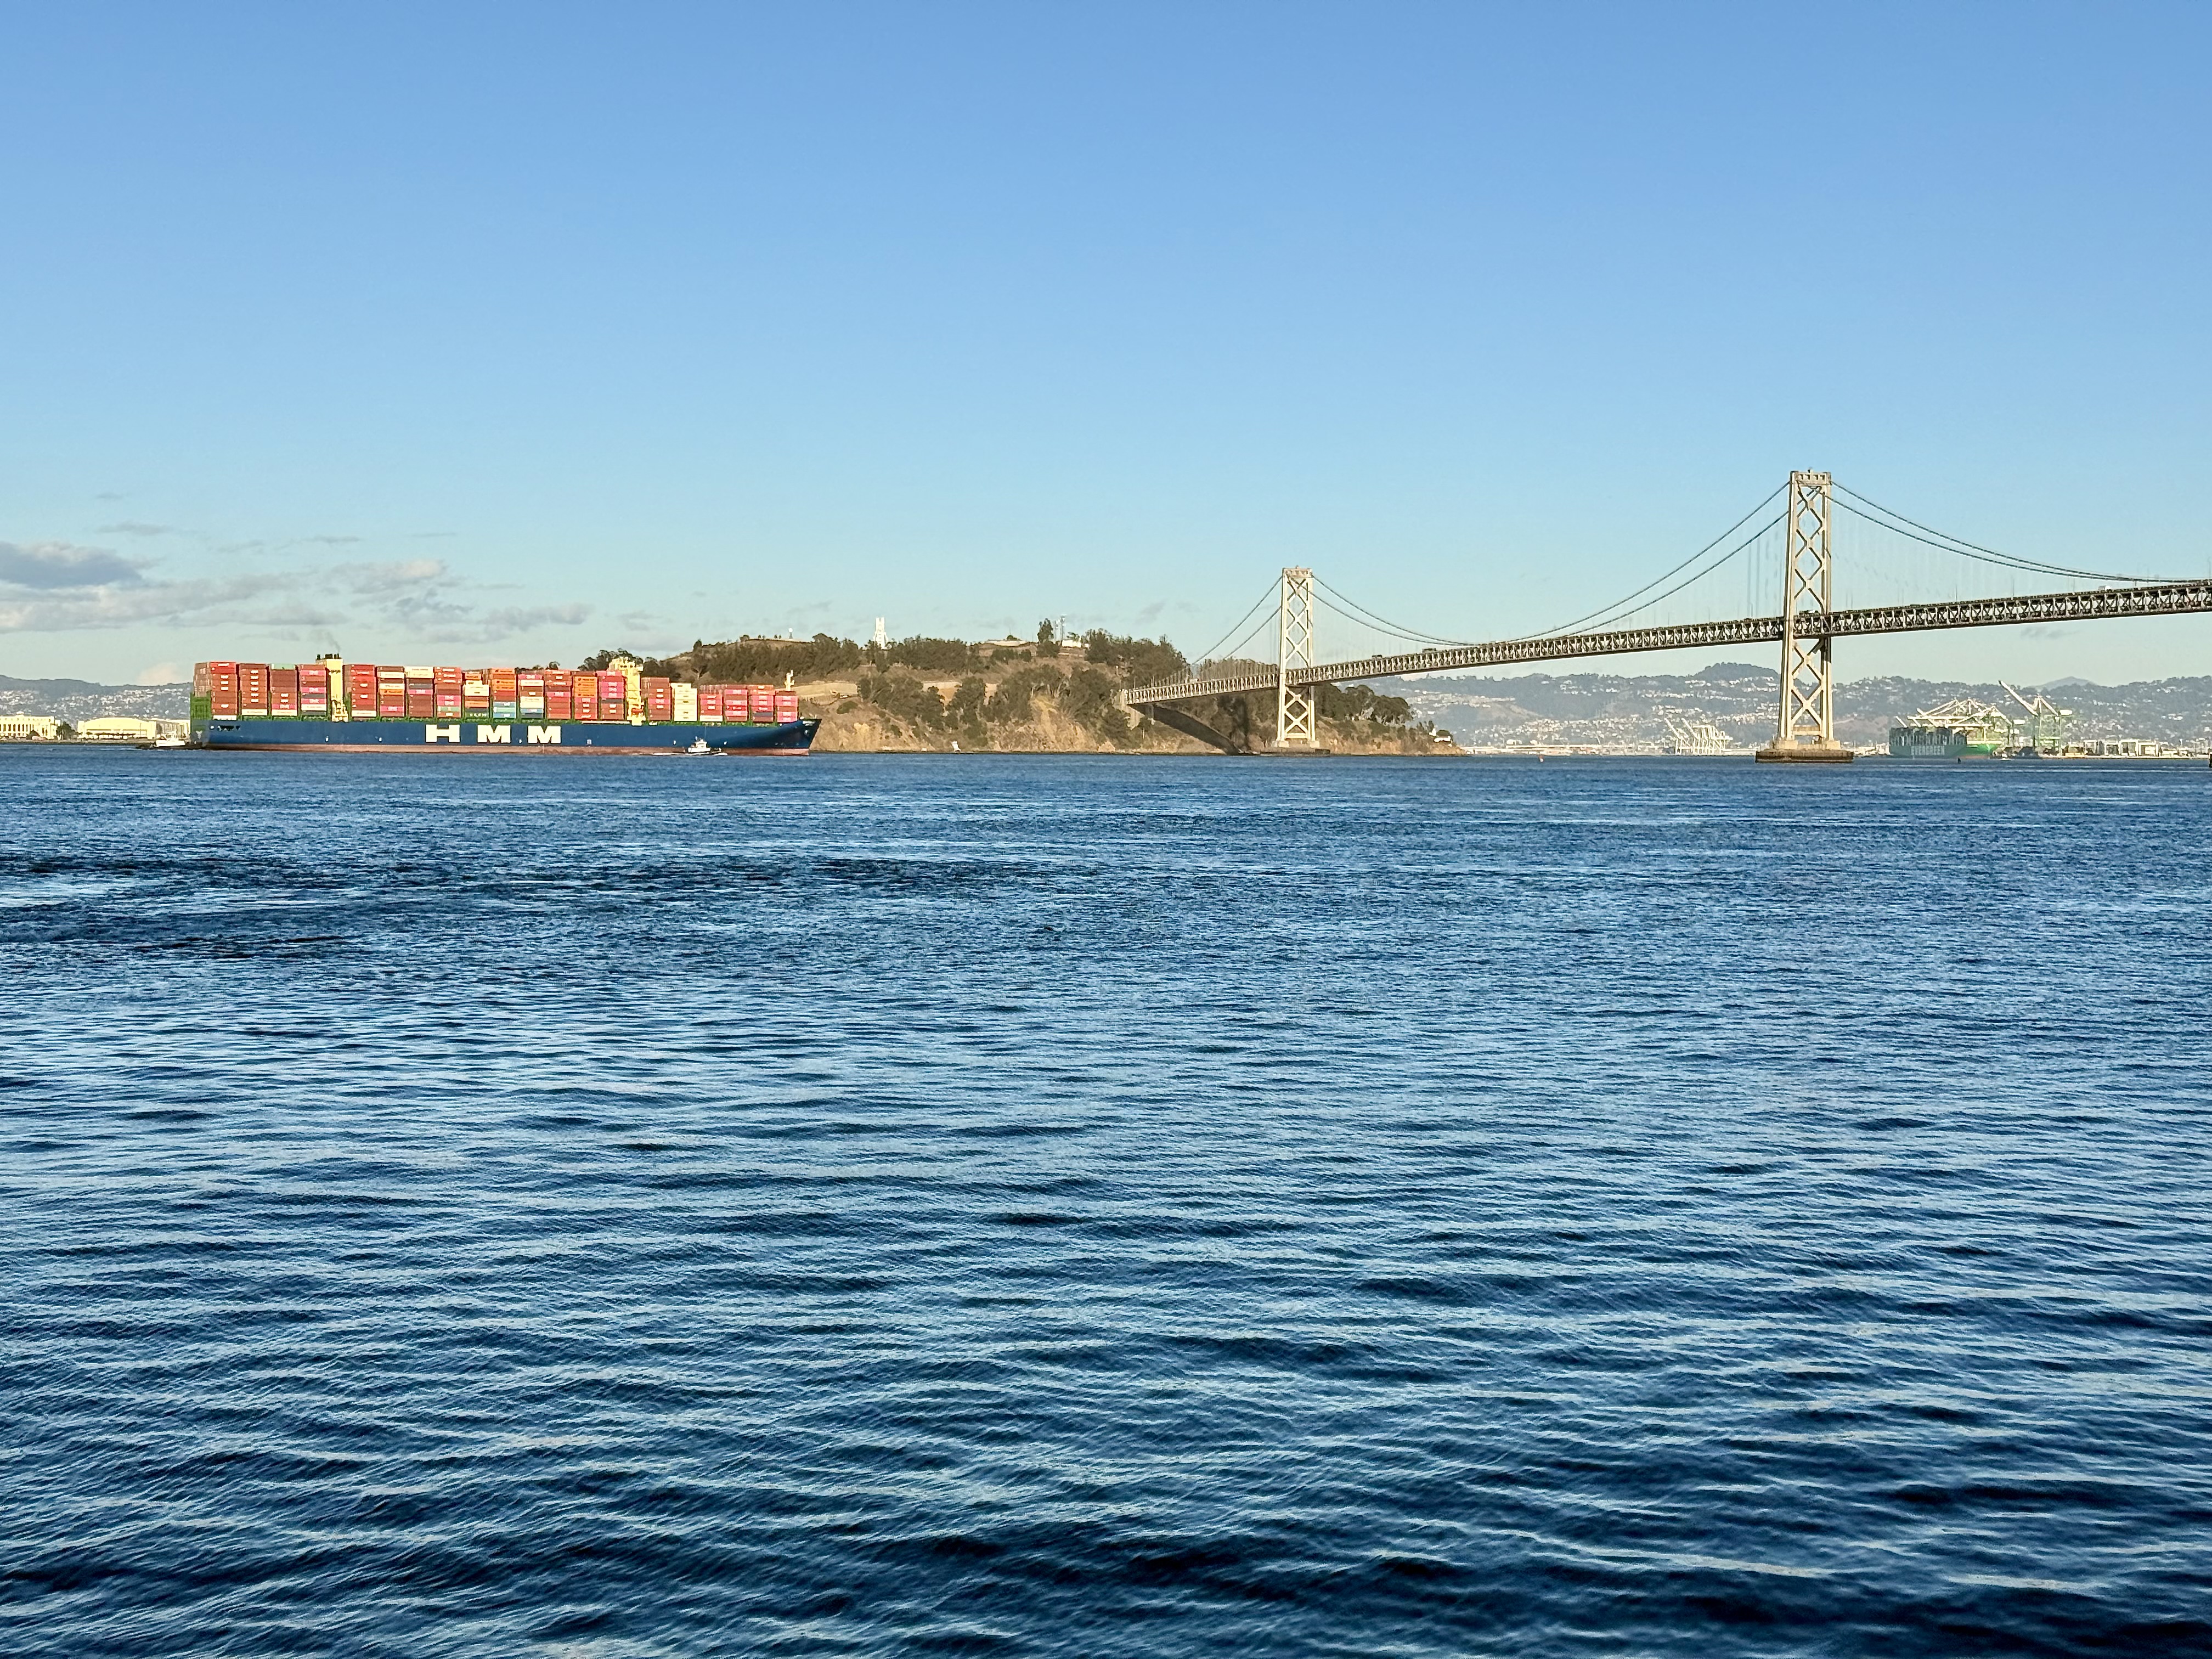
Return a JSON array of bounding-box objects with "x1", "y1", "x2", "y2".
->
[
  {"x1": 1519, "y1": 484, "x2": 1785, "y2": 639},
  {"x1": 1189, "y1": 580, "x2": 1284, "y2": 669},
  {"x1": 1528, "y1": 511, "x2": 1782, "y2": 638},
  {"x1": 1830, "y1": 484, "x2": 2173, "y2": 586},
  {"x1": 1311, "y1": 577, "x2": 1471, "y2": 648}
]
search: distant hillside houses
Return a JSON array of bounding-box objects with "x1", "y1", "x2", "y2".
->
[
  {"x1": 1384, "y1": 667, "x2": 2212, "y2": 753},
  {"x1": 0, "y1": 675, "x2": 190, "y2": 725}
]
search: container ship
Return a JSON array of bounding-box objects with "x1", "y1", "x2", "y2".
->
[{"x1": 190, "y1": 656, "x2": 817, "y2": 754}]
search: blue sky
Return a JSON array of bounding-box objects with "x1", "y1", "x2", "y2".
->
[{"x1": 2, "y1": 1, "x2": 2205, "y2": 685}]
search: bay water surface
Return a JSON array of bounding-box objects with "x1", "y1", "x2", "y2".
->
[{"x1": 5, "y1": 748, "x2": 2209, "y2": 1656}]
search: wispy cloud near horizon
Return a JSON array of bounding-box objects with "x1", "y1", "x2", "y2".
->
[
  {"x1": 0, "y1": 541, "x2": 147, "y2": 590},
  {"x1": 0, "y1": 540, "x2": 593, "y2": 645}
]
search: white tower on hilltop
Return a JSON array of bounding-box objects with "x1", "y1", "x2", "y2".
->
[{"x1": 872, "y1": 617, "x2": 888, "y2": 648}]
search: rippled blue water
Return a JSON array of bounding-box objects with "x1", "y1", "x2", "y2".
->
[{"x1": 6, "y1": 748, "x2": 2210, "y2": 1656}]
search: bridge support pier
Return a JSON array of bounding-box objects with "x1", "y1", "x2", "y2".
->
[
  {"x1": 1757, "y1": 470, "x2": 1854, "y2": 763},
  {"x1": 1273, "y1": 566, "x2": 1319, "y2": 751}
]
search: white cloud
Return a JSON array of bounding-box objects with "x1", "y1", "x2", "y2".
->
[
  {"x1": 137, "y1": 661, "x2": 184, "y2": 685},
  {"x1": 0, "y1": 541, "x2": 591, "y2": 644},
  {"x1": 0, "y1": 540, "x2": 146, "y2": 589}
]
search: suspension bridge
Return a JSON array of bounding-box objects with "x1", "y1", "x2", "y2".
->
[{"x1": 1119, "y1": 471, "x2": 2212, "y2": 760}]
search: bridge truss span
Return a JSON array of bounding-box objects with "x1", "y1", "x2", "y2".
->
[{"x1": 1121, "y1": 578, "x2": 2212, "y2": 709}]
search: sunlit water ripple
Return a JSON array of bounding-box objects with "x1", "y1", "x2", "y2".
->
[{"x1": 5, "y1": 748, "x2": 2209, "y2": 1656}]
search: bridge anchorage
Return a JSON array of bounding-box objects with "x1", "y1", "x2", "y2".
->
[{"x1": 1119, "y1": 467, "x2": 2212, "y2": 755}]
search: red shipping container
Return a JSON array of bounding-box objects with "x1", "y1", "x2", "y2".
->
[
  {"x1": 546, "y1": 687, "x2": 574, "y2": 721},
  {"x1": 775, "y1": 691, "x2": 799, "y2": 724},
  {"x1": 489, "y1": 668, "x2": 518, "y2": 693},
  {"x1": 750, "y1": 687, "x2": 777, "y2": 722},
  {"x1": 642, "y1": 677, "x2": 673, "y2": 721},
  {"x1": 435, "y1": 691, "x2": 464, "y2": 716},
  {"x1": 347, "y1": 665, "x2": 379, "y2": 711},
  {"x1": 697, "y1": 688, "x2": 723, "y2": 721},
  {"x1": 598, "y1": 672, "x2": 628, "y2": 716},
  {"x1": 270, "y1": 667, "x2": 300, "y2": 715},
  {"x1": 239, "y1": 663, "x2": 271, "y2": 714},
  {"x1": 433, "y1": 665, "x2": 463, "y2": 688},
  {"x1": 297, "y1": 664, "x2": 329, "y2": 712},
  {"x1": 202, "y1": 660, "x2": 241, "y2": 716},
  {"x1": 574, "y1": 686, "x2": 599, "y2": 721}
]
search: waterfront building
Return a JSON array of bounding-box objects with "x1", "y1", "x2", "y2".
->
[{"x1": 76, "y1": 717, "x2": 188, "y2": 742}]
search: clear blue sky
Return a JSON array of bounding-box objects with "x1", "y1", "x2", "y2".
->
[{"x1": 3, "y1": 1, "x2": 2205, "y2": 685}]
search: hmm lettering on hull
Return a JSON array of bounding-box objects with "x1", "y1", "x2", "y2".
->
[{"x1": 443, "y1": 724, "x2": 561, "y2": 744}]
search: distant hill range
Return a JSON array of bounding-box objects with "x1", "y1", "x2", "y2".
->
[
  {"x1": 0, "y1": 675, "x2": 190, "y2": 724},
  {"x1": 1377, "y1": 663, "x2": 2212, "y2": 751}
]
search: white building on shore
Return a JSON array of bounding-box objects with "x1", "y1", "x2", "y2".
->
[{"x1": 76, "y1": 716, "x2": 188, "y2": 742}]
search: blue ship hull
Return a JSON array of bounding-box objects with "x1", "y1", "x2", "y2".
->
[{"x1": 193, "y1": 717, "x2": 818, "y2": 754}]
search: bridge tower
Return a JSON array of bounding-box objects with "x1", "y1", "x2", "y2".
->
[
  {"x1": 1756, "y1": 470, "x2": 1854, "y2": 763},
  {"x1": 1274, "y1": 566, "x2": 1318, "y2": 750}
]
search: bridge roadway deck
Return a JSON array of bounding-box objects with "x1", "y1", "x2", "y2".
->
[{"x1": 1121, "y1": 580, "x2": 2212, "y2": 706}]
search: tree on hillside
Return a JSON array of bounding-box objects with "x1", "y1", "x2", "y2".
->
[
  {"x1": 857, "y1": 669, "x2": 949, "y2": 728},
  {"x1": 1078, "y1": 631, "x2": 1188, "y2": 685},
  {"x1": 986, "y1": 664, "x2": 1062, "y2": 725},
  {"x1": 1062, "y1": 665, "x2": 1133, "y2": 744},
  {"x1": 1316, "y1": 682, "x2": 1412, "y2": 725},
  {"x1": 864, "y1": 636, "x2": 975, "y2": 673}
]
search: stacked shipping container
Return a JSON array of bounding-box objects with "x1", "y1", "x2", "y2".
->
[
  {"x1": 198, "y1": 661, "x2": 241, "y2": 716},
  {"x1": 194, "y1": 661, "x2": 803, "y2": 726}
]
